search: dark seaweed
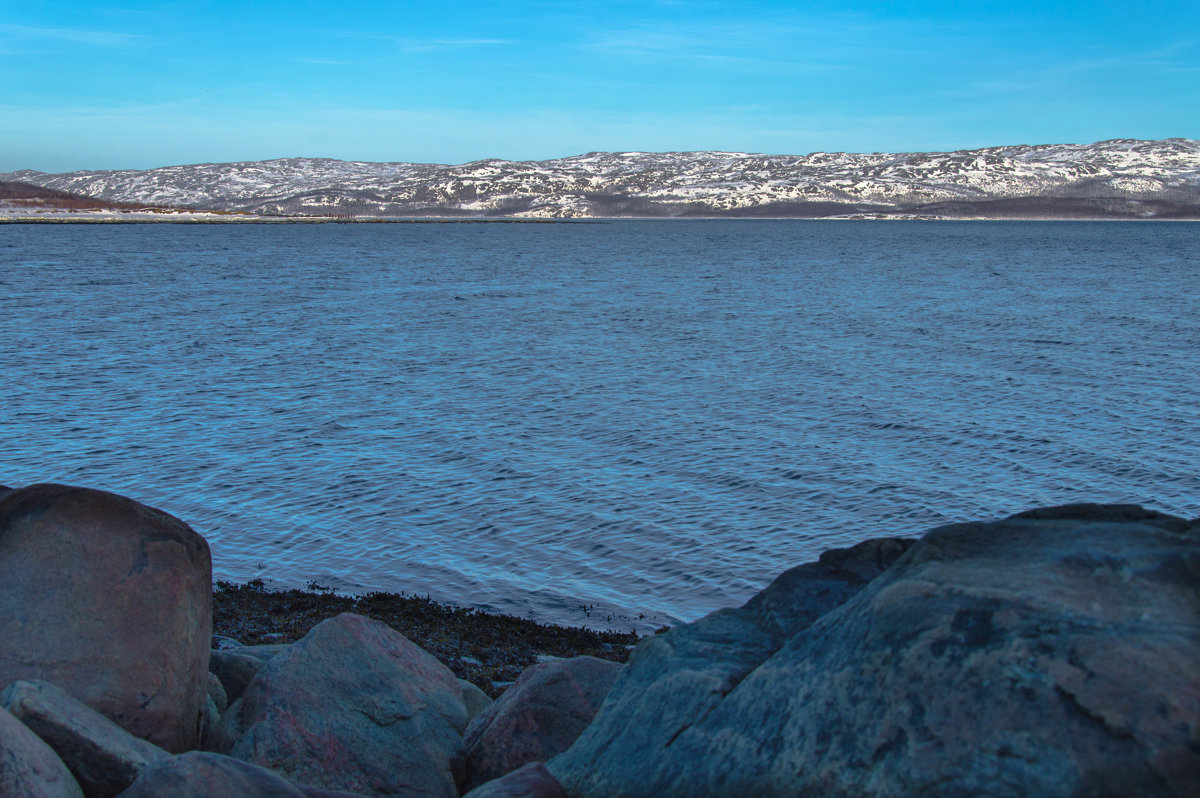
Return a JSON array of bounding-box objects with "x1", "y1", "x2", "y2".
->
[{"x1": 212, "y1": 580, "x2": 641, "y2": 697}]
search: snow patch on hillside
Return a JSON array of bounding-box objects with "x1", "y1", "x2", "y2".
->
[{"x1": 4, "y1": 139, "x2": 1198, "y2": 218}]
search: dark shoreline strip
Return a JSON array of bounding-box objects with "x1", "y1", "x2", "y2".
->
[{"x1": 212, "y1": 580, "x2": 641, "y2": 697}]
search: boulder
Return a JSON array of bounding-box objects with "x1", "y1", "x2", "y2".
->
[
  {"x1": 462, "y1": 762, "x2": 567, "y2": 798},
  {"x1": 550, "y1": 505, "x2": 1200, "y2": 797},
  {"x1": 1, "y1": 679, "x2": 168, "y2": 798},
  {"x1": 206, "y1": 672, "x2": 228, "y2": 715},
  {"x1": 211, "y1": 613, "x2": 468, "y2": 797},
  {"x1": 200, "y1": 695, "x2": 221, "y2": 748},
  {"x1": 0, "y1": 703, "x2": 83, "y2": 798},
  {"x1": 209, "y1": 649, "x2": 264, "y2": 703},
  {"x1": 239, "y1": 643, "x2": 293, "y2": 661},
  {"x1": 200, "y1": 672, "x2": 228, "y2": 744},
  {"x1": 459, "y1": 679, "x2": 492, "y2": 725},
  {"x1": 0, "y1": 484, "x2": 212, "y2": 752},
  {"x1": 199, "y1": 698, "x2": 241, "y2": 755},
  {"x1": 117, "y1": 751, "x2": 368, "y2": 798},
  {"x1": 463, "y1": 656, "x2": 622, "y2": 790}
]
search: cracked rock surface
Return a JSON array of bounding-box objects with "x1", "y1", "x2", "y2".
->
[
  {"x1": 549, "y1": 504, "x2": 1200, "y2": 797},
  {"x1": 210, "y1": 613, "x2": 467, "y2": 798}
]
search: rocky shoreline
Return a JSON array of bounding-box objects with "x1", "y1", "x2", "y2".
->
[
  {"x1": 1, "y1": 482, "x2": 1197, "y2": 796},
  {"x1": 211, "y1": 580, "x2": 639, "y2": 698}
]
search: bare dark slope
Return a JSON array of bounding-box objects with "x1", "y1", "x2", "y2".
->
[{"x1": 0, "y1": 180, "x2": 183, "y2": 212}]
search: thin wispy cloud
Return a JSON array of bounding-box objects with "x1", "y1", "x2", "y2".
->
[
  {"x1": 582, "y1": 27, "x2": 831, "y2": 76},
  {"x1": 426, "y1": 38, "x2": 514, "y2": 47},
  {"x1": 329, "y1": 30, "x2": 516, "y2": 52},
  {"x1": 1062, "y1": 39, "x2": 1200, "y2": 74},
  {"x1": 396, "y1": 38, "x2": 516, "y2": 53},
  {"x1": 965, "y1": 38, "x2": 1200, "y2": 98},
  {"x1": 581, "y1": 13, "x2": 973, "y2": 73},
  {"x1": 0, "y1": 23, "x2": 146, "y2": 47},
  {"x1": 2, "y1": 1, "x2": 1194, "y2": 172}
]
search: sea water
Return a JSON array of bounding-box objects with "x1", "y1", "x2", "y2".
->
[{"x1": 1, "y1": 220, "x2": 1197, "y2": 631}]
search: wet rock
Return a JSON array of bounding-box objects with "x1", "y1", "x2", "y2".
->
[
  {"x1": 0, "y1": 703, "x2": 83, "y2": 798},
  {"x1": 211, "y1": 613, "x2": 468, "y2": 797},
  {"x1": 1, "y1": 679, "x2": 167, "y2": 798},
  {"x1": 209, "y1": 649, "x2": 263, "y2": 703},
  {"x1": 462, "y1": 762, "x2": 567, "y2": 798},
  {"x1": 117, "y1": 751, "x2": 367, "y2": 798},
  {"x1": 550, "y1": 505, "x2": 1200, "y2": 797},
  {"x1": 0, "y1": 484, "x2": 212, "y2": 752},
  {"x1": 463, "y1": 656, "x2": 622, "y2": 791},
  {"x1": 459, "y1": 679, "x2": 492, "y2": 725}
]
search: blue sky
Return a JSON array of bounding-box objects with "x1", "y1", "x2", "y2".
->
[{"x1": 2, "y1": 1, "x2": 1197, "y2": 172}]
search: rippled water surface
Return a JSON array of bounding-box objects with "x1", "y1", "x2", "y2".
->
[{"x1": 2, "y1": 220, "x2": 1197, "y2": 630}]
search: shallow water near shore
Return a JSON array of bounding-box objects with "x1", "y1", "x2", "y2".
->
[{"x1": 2, "y1": 220, "x2": 1198, "y2": 632}]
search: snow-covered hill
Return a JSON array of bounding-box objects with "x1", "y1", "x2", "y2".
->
[{"x1": 5, "y1": 139, "x2": 1199, "y2": 218}]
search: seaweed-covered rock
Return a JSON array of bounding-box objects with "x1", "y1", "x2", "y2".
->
[
  {"x1": 463, "y1": 656, "x2": 621, "y2": 790},
  {"x1": 0, "y1": 484, "x2": 211, "y2": 752},
  {"x1": 0, "y1": 703, "x2": 83, "y2": 798},
  {"x1": 1, "y1": 679, "x2": 167, "y2": 798},
  {"x1": 550, "y1": 505, "x2": 1200, "y2": 797},
  {"x1": 211, "y1": 613, "x2": 467, "y2": 797}
]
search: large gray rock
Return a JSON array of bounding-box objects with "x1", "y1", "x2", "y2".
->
[
  {"x1": 209, "y1": 649, "x2": 264, "y2": 704},
  {"x1": 1, "y1": 679, "x2": 168, "y2": 798},
  {"x1": 238, "y1": 643, "x2": 293, "y2": 662},
  {"x1": 459, "y1": 679, "x2": 492, "y2": 725},
  {"x1": 0, "y1": 703, "x2": 84, "y2": 798},
  {"x1": 462, "y1": 762, "x2": 566, "y2": 798},
  {"x1": 0, "y1": 484, "x2": 212, "y2": 752},
  {"x1": 200, "y1": 671, "x2": 229, "y2": 738},
  {"x1": 117, "y1": 751, "x2": 368, "y2": 798},
  {"x1": 211, "y1": 613, "x2": 468, "y2": 797},
  {"x1": 550, "y1": 505, "x2": 1200, "y2": 797},
  {"x1": 463, "y1": 656, "x2": 622, "y2": 791},
  {"x1": 206, "y1": 672, "x2": 228, "y2": 716}
]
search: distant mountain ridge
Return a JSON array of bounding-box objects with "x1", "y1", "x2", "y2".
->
[{"x1": 4, "y1": 139, "x2": 1199, "y2": 218}]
